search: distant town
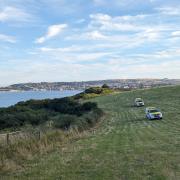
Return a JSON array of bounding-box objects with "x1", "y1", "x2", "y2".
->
[{"x1": 0, "y1": 79, "x2": 180, "y2": 92}]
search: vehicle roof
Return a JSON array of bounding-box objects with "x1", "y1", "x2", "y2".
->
[
  {"x1": 146, "y1": 107, "x2": 157, "y2": 110},
  {"x1": 135, "y1": 98, "x2": 143, "y2": 100}
]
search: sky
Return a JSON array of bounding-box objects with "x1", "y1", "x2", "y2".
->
[{"x1": 0, "y1": 0, "x2": 180, "y2": 86}]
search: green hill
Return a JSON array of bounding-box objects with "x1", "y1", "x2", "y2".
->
[{"x1": 2, "y1": 86, "x2": 180, "y2": 179}]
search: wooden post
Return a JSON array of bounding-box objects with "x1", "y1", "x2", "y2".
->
[
  {"x1": 7, "y1": 133, "x2": 10, "y2": 145},
  {"x1": 38, "y1": 131, "x2": 41, "y2": 140}
]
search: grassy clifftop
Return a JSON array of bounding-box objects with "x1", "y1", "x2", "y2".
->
[{"x1": 1, "y1": 85, "x2": 180, "y2": 179}]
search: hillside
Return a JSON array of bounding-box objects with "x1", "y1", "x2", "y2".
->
[
  {"x1": 1, "y1": 79, "x2": 180, "y2": 91},
  {"x1": 2, "y1": 86, "x2": 180, "y2": 179}
]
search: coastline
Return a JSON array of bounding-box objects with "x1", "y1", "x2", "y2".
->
[{"x1": 0, "y1": 89, "x2": 83, "y2": 93}]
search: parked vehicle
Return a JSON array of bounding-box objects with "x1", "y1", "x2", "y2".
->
[
  {"x1": 145, "y1": 107, "x2": 163, "y2": 120},
  {"x1": 134, "y1": 98, "x2": 144, "y2": 107}
]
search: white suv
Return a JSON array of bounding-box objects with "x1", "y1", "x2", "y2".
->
[{"x1": 134, "y1": 98, "x2": 145, "y2": 107}]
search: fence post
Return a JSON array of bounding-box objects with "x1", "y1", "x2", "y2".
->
[
  {"x1": 7, "y1": 133, "x2": 10, "y2": 145},
  {"x1": 38, "y1": 131, "x2": 41, "y2": 140}
]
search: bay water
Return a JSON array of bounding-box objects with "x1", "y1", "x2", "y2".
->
[{"x1": 0, "y1": 90, "x2": 81, "y2": 108}]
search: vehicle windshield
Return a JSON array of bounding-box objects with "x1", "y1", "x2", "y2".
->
[
  {"x1": 136, "y1": 99, "x2": 143, "y2": 101},
  {"x1": 149, "y1": 109, "x2": 159, "y2": 113}
]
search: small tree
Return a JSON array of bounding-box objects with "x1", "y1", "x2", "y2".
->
[{"x1": 102, "y1": 84, "x2": 110, "y2": 89}]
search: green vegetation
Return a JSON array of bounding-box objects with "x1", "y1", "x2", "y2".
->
[
  {"x1": 1, "y1": 86, "x2": 180, "y2": 179},
  {"x1": 0, "y1": 94, "x2": 103, "y2": 174},
  {"x1": 0, "y1": 97, "x2": 102, "y2": 131},
  {"x1": 101, "y1": 84, "x2": 110, "y2": 89},
  {"x1": 74, "y1": 86, "x2": 115, "y2": 99}
]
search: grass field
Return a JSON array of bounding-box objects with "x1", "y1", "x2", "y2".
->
[{"x1": 1, "y1": 86, "x2": 180, "y2": 180}]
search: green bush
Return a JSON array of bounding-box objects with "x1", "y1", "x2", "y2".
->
[
  {"x1": 52, "y1": 108, "x2": 103, "y2": 130},
  {"x1": 53, "y1": 114, "x2": 76, "y2": 129},
  {"x1": 85, "y1": 87, "x2": 103, "y2": 94},
  {"x1": 0, "y1": 97, "x2": 101, "y2": 130},
  {"x1": 74, "y1": 86, "x2": 114, "y2": 100},
  {"x1": 102, "y1": 84, "x2": 110, "y2": 88}
]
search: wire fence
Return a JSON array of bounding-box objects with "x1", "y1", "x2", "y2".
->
[
  {"x1": 0, "y1": 130, "x2": 41, "y2": 146},
  {"x1": 0, "y1": 124, "x2": 98, "y2": 147}
]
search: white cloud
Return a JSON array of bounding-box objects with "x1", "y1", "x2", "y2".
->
[
  {"x1": 88, "y1": 12, "x2": 177, "y2": 33},
  {"x1": 35, "y1": 24, "x2": 67, "y2": 44},
  {"x1": 89, "y1": 13, "x2": 149, "y2": 32},
  {"x1": 66, "y1": 29, "x2": 161, "y2": 50},
  {"x1": 88, "y1": 31, "x2": 107, "y2": 39},
  {"x1": 139, "y1": 29, "x2": 160, "y2": 41},
  {"x1": 38, "y1": 47, "x2": 110, "y2": 62},
  {"x1": 171, "y1": 31, "x2": 180, "y2": 37},
  {"x1": 90, "y1": 13, "x2": 111, "y2": 22},
  {"x1": 39, "y1": 46, "x2": 82, "y2": 53},
  {"x1": 67, "y1": 30, "x2": 107, "y2": 40},
  {"x1": 157, "y1": 6, "x2": 180, "y2": 15},
  {"x1": 0, "y1": 6, "x2": 32, "y2": 23},
  {"x1": 0, "y1": 34, "x2": 16, "y2": 43},
  {"x1": 133, "y1": 48, "x2": 180, "y2": 59}
]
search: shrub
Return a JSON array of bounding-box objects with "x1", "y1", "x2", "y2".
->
[
  {"x1": 81, "y1": 102, "x2": 97, "y2": 111},
  {"x1": 53, "y1": 114, "x2": 76, "y2": 129},
  {"x1": 102, "y1": 84, "x2": 110, "y2": 88},
  {"x1": 0, "y1": 97, "x2": 101, "y2": 130},
  {"x1": 85, "y1": 87, "x2": 103, "y2": 94}
]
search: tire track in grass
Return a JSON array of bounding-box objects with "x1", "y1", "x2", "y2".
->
[
  {"x1": 134, "y1": 118, "x2": 179, "y2": 178},
  {"x1": 123, "y1": 97, "x2": 177, "y2": 178},
  {"x1": 118, "y1": 107, "x2": 150, "y2": 179},
  {"x1": 115, "y1": 98, "x2": 139, "y2": 178}
]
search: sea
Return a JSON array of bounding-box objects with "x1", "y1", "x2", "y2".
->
[{"x1": 0, "y1": 90, "x2": 81, "y2": 108}]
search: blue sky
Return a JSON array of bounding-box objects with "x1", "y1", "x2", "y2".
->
[{"x1": 0, "y1": 0, "x2": 180, "y2": 86}]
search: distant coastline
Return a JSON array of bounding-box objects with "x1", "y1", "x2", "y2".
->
[
  {"x1": 0, "y1": 89, "x2": 76, "y2": 92},
  {"x1": 1, "y1": 79, "x2": 180, "y2": 92}
]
